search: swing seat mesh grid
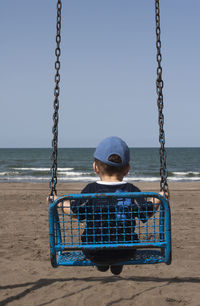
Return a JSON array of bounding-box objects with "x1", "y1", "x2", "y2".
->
[{"x1": 49, "y1": 192, "x2": 171, "y2": 267}]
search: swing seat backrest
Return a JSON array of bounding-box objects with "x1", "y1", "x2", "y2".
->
[{"x1": 49, "y1": 192, "x2": 171, "y2": 267}]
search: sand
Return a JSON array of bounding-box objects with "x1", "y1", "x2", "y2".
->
[{"x1": 0, "y1": 182, "x2": 200, "y2": 306}]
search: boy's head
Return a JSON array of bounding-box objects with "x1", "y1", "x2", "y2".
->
[{"x1": 93, "y1": 136, "x2": 130, "y2": 178}]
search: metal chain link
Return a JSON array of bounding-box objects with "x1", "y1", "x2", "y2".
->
[
  {"x1": 155, "y1": 0, "x2": 169, "y2": 199},
  {"x1": 49, "y1": 0, "x2": 62, "y2": 197}
]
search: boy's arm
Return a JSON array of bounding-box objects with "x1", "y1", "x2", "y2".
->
[
  {"x1": 149, "y1": 191, "x2": 167, "y2": 211},
  {"x1": 58, "y1": 199, "x2": 71, "y2": 214},
  {"x1": 47, "y1": 196, "x2": 87, "y2": 220},
  {"x1": 133, "y1": 192, "x2": 165, "y2": 223},
  {"x1": 149, "y1": 195, "x2": 160, "y2": 211}
]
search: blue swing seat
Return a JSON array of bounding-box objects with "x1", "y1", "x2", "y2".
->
[{"x1": 48, "y1": 192, "x2": 171, "y2": 267}]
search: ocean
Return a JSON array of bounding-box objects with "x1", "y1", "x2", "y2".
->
[{"x1": 0, "y1": 148, "x2": 199, "y2": 183}]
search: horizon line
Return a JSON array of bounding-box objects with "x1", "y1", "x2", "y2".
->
[{"x1": 0, "y1": 146, "x2": 200, "y2": 149}]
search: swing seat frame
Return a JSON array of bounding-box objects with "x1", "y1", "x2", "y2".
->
[{"x1": 49, "y1": 192, "x2": 171, "y2": 267}]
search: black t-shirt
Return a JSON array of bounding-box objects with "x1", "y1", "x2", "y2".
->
[{"x1": 70, "y1": 182, "x2": 154, "y2": 244}]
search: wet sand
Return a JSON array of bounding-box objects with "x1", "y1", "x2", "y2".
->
[{"x1": 0, "y1": 182, "x2": 200, "y2": 306}]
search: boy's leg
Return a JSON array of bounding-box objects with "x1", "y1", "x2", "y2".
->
[
  {"x1": 83, "y1": 248, "x2": 136, "y2": 264},
  {"x1": 96, "y1": 265, "x2": 109, "y2": 272},
  {"x1": 82, "y1": 249, "x2": 112, "y2": 264},
  {"x1": 82, "y1": 249, "x2": 109, "y2": 272},
  {"x1": 110, "y1": 265, "x2": 123, "y2": 275}
]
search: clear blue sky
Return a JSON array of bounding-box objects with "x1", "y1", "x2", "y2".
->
[{"x1": 0, "y1": 0, "x2": 199, "y2": 148}]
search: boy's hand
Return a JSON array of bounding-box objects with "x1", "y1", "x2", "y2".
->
[
  {"x1": 46, "y1": 195, "x2": 59, "y2": 204},
  {"x1": 46, "y1": 196, "x2": 71, "y2": 214},
  {"x1": 159, "y1": 191, "x2": 169, "y2": 199},
  {"x1": 58, "y1": 200, "x2": 71, "y2": 214},
  {"x1": 153, "y1": 191, "x2": 168, "y2": 211},
  {"x1": 150, "y1": 193, "x2": 162, "y2": 211}
]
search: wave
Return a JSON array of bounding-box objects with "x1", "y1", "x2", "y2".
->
[
  {"x1": 0, "y1": 172, "x2": 8, "y2": 176},
  {"x1": 1, "y1": 174, "x2": 200, "y2": 183},
  {"x1": 13, "y1": 167, "x2": 74, "y2": 171},
  {"x1": 0, "y1": 176, "x2": 50, "y2": 181},
  {"x1": 172, "y1": 171, "x2": 200, "y2": 176},
  {"x1": 59, "y1": 172, "x2": 90, "y2": 177},
  {"x1": 168, "y1": 176, "x2": 200, "y2": 182},
  {"x1": 0, "y1": 175, "x2": 96, "y2": 182},
  {"x1": 6, "y1": 168, "x2": 200, "y2": 178},
  {"x1": 1, "y1": 166, "x2": 200, "y2": 183},
  {"x1": 58, "y1": 168, "x2": 74, "y2": 171},
  {"x1": 128, "y1": 177, "x2": 159, "y2": 182},
  {"x1": 0, "y1": 171, "x2": 21, "y2": 176},
  {"x1": 61, "y1": 176, "x2": 97, "y2": 182}
]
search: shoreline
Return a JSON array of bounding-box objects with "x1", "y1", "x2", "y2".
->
[{"x1": 1, "y1": 181, "x2": 199, "y2": 192}]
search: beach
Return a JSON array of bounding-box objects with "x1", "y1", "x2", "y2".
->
[{"x1": 0, "y1": 182, "x2": 200, "y2": 306}]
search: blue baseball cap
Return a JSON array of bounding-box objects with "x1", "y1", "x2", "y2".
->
[{"x1": 94, "y1": 136, "x2": 130, "y2": 167}]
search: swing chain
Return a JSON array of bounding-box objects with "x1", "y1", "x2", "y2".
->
[
  {"x1": 155, "y1": 0, "x2": 169, "y2": 199},
  {"x1": 49, "y1": 0, "x2": 62, "y2": 197}
]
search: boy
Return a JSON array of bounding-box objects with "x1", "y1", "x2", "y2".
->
[{"x1": 51, "y1": 136, "x2": 162, "y2": 275}]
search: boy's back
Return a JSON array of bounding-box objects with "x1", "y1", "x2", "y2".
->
[{"x1": 71, "y1": 181, "x2": 154, "y2": 244}]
